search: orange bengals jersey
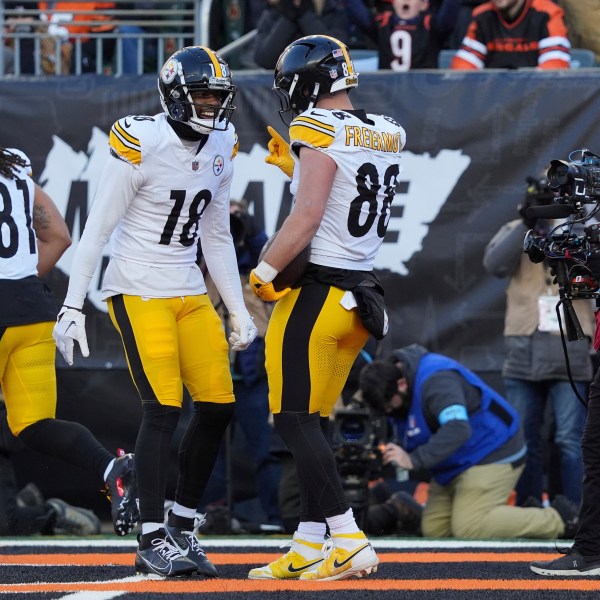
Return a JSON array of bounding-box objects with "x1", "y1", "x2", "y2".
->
[
  {"x1": 451, "y1": 0, "x2": 570, "y2": 70},
  {"x1": 38, "y1": 2, "x2": 115, "y2": 39}
]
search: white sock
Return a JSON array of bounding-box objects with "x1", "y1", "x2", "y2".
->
[
  {"x1": 141, "y1": 522, "x2": 163, "y2": 536},
  {"x1": 326, "y1": 508, "x2": 360, "y2": 535},
  {"x1": 296, "y1": 521, "x2": 327, "y2": 544},
  {"x1": 171, "y1": 502, "x2": 196, "y2": 520},
  {"x1": 103, "y1": 458, "x2": 115, "y2": 481}
]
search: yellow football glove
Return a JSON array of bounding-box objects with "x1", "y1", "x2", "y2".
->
[
  {"x1": 249, "y1": 269, "x2": 291, "y2": 302},
  {"x1": 265, "y1": 125, "x2": 293, "y2": 178}
]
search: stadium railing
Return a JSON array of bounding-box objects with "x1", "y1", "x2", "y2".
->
[{"x1": 0, "y1": 0, "x2": 219, "y2": 76}]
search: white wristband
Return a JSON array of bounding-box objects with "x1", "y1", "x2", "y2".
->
[{"x1": 254, "y1": 260, "x2": 279, "y2": 284}]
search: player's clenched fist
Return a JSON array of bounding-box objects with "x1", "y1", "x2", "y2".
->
[{"x1": 249, "y1": 268, "x2": 290, "y2": 302}]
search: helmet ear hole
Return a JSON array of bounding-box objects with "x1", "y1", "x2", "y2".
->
[{"x1": 170, "y1": 101, "x2": 186, "y2": 121}]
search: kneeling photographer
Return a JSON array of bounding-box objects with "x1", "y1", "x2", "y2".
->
[{"x1": 358, "y1": 344, "x2": 577, "y2": 539}]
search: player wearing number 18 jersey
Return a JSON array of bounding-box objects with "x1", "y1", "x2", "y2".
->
[
  {"x1": 53, "y1": 46, "x2": 258, "y2": 578},
  {"x1": 248, "y1": 35, "x2": 405, "y2": 582}
]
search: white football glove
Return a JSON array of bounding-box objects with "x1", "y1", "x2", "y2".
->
[
  {"x1": 228, "y1": 310, "x2": 258, "y2": 352},
  {"x1": 52, "y1": 306, "x2": 90, "y2": 366}
]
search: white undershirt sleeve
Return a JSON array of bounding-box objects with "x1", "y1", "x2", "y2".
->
[
  {"x1": 63, "y1": 156, "x2": 141, "y2": 310},
  {"x1": 199, "y1": 164, "x2": 246, "y2": 315}
]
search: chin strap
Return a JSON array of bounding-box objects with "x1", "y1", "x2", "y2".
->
[{"x1": 166, "y1": 116, "x2": 208, "y2": 141}]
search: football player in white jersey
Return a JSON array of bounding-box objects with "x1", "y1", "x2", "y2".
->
[
  {"x1": 0, "y1": 146, "x2": 138, "y2": 538},
  {"x1": 248, "y1": 35, "x2": 406, "y2": 581},
  {"x1": 52, "y1": 46, "x2": 258, "y2": 578}
]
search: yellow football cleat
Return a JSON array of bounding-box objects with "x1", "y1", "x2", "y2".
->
[
  {"x1": 299, "y1": 531, "x2": 379, "y2": 581},
  {"x1": 247, "y1": 533, "x2": 324, "y2": 579}
]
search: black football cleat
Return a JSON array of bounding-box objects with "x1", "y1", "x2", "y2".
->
[
  {"x1": 165, "y1": 512, "x2": 218, "y2": 577},
  {"x1": 135, "y1": 530, "x2": 197, "y2": 578},
  {"x1": 104, "y1": 451, "x2": 139, "y2": 536}
]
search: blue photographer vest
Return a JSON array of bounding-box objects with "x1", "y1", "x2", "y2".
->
[{"x1": 393, "y1": 353, "x2": 519, "y2": 485}]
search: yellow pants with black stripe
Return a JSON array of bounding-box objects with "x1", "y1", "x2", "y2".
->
[
  {"x1": 0, "y1": 321, "x2": 57, "y2": 435},
  {"x1": 107, "y1": 294, "x2": 234, "y2": 406},
  {"x1": 266, "y1": 285, "x2": 368, "y2": 416}
]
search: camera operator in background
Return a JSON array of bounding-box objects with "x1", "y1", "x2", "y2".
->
[
  {"x1": 199, "y1": 200, "x2": 283, "y2": 531},
  {"x1": 483, "y1": 174, "x2": 593, "y2": 510},
  {"x1": 358, "y1": 343, "x2": 579, "y2": 539},
  {"x1": 522, "y1": 149, "x2": 600, "y2": 576}
]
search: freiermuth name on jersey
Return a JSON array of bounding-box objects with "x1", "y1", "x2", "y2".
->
[
  {"x1": 288, "y1": 107, "x2": 406, "y2": 272},
  {"x1": 344, "y1": 126, "x2": 402, "y2": 153}
]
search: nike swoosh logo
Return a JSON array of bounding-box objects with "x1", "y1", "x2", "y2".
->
[
  {"x1": 170, "y1": 539, "x2": 189, "y2": 557},
  {"x1": 288, "y1": 558, "x2": 323, "y2": 573},
  {"x1": 333, "y1": 543, "x2": 370, "y2": 569}
]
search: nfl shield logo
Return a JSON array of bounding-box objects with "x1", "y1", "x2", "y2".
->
[{"x1": 192, "y1": 161, "x2": 199, "y2": 171}]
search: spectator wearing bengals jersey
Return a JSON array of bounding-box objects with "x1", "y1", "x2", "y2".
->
[
  {"x1": 347, "y1": 0, "x2": 461, "y2": 70},
  {"x1": 450, "y1": 0, "x2": 570, "y2": 69}
]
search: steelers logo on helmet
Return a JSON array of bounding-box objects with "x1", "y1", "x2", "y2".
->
[
  {"x1": 273, "y1": 35, "x2": 359, "y2": 118},
  {"x1": 158, "y1": 46, "x2": 237, "y2": 134},
  {"x1": 160, "y1": 59, "x2": 178, "y2": 84}
]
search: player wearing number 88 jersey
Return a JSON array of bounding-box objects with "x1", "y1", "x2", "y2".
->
[
  {"x1": 288, "y1": 109, "x2": 405, "y2": 271},
  {"x1": 248, "y1": 35, "x2": 404, "y2": 581},
  {"x1": 54, "y1": 45, "x2": 258, "y2": 577}
]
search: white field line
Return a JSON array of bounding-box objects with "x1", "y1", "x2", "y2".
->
[{"x1": 0, "y1": 537, "x2": 563, "y2": 549}]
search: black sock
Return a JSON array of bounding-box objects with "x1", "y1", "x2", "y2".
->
[
  {"x1": 138, "y1": 527, "x2": 166, "y2": 549},
  {"x1": 168, "y1": 511, "x2": 194, "y2": 529}
]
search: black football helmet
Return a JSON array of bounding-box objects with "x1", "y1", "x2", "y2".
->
[
  {"x1": 273, "y1": 35, "x2": 359, "y2": 117},
  {"x1": 158, "y1": 46, "x2": 236, "y2": 134}
]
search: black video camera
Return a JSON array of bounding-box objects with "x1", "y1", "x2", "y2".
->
[
  {"x1": 330, "y1": 401, "x2": 393, "y2": 522},
  {"x1": 547, "y1": 150, "x2": 600, "y2": 202},
  {"x1": 522, "y1": 149, "x2": 600, "y2": 341},
  {"x1": 523, "y1": 150, "x2": 600, "y2": 300}
]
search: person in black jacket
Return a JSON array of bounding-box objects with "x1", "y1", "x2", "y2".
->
[{"x1": 254, "y1": 0, "x2": 349, "y2": 69}]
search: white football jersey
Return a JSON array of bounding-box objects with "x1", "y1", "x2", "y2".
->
[
  {"x1": 0, "y1": 148, "x2": 38, "y2": 279},
  {"x1": 289, "y1": 108, "x2": 406, "y2": 270},
  {"x1": 64, "y1": 113, "x2": 243, "y2": 309},
  {"x1": 108, "y1": 113, "x2": 237, "y2": 268}
]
